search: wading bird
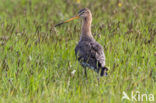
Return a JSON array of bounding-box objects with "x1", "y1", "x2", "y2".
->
[{"x1": 55, "y1": 8, "x2": 108, "y2": 77}]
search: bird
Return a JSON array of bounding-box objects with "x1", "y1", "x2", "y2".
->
[{"x1": 55, "y1": 8, "x2": 108, "y2": 77}]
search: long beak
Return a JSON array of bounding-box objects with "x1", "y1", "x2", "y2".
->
[{"x1": 55, "y1": 16, "x2": 79, "y2": 27}]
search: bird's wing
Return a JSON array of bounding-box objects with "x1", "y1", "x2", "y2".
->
[
  {"x1": 90, "y1": 41, "x2": 106, "y2": 67},
  {"x1": 75, "y1": 41, "x2": 105, "y2": 67}
]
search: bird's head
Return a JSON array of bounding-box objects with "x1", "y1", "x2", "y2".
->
[
  {"x1": 78, "y1": 8, "x2": 92, "y2": 19},
  {"x1": 55, "y1": 8, "x2": 92, "y2": 27}
]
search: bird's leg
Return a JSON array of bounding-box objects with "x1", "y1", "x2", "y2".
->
[
  {"x1": 97, "y1": 69, "x2": 100, "y2": 85},
  {"x1": 77, "y1": 63, "x2": 79, "y2": 77},
  {"x1": 97, "y1": 73, "x2": 100, "y2": 85},
  {"x1": 84, "y1": 67, "x2": 87, "y2": 78}
]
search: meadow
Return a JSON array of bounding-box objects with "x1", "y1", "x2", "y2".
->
[{"x1": 0, "y1": 0, "x2": 156, "y2": 102}]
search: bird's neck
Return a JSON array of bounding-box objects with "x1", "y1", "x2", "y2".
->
[{"x1": 81, "y1": 17, "x2": 93, "y2": 38}]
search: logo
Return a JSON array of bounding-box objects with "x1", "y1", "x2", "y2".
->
[{"x1": 122, "y1": 91, "x2": 154, "y2": 101}]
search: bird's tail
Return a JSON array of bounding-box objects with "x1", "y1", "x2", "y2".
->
[{"x1": 100, "y1": 67, "x2": 108, "y2": 76}]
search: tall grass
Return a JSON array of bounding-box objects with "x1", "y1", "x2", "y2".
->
[{"x1": 0, "y1": 0, "x2": 156, "y2": 102}]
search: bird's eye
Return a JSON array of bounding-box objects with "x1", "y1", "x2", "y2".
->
[
  {"x1": 81, "y1": 12, "x2": 85, "y2": 14},
  {"x1": 79, "y1": 12, "x2": 84, "y2": 15}
]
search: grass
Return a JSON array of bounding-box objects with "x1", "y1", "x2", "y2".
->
[{"x1": 0, "y1": 0, "x2": 156, "y2": 102}]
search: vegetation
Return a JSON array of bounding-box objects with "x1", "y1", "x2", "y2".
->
[{"x1": 0, "y1": 0, "x2": 156, "y2": 102}]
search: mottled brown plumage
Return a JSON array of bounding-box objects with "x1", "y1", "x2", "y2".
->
[
  {"x1": 75, "y1": 8, "x2": 108, "y2": 76},
  {"x1": 55, "y1": 8, "x2": 108, "y2": 77}
]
